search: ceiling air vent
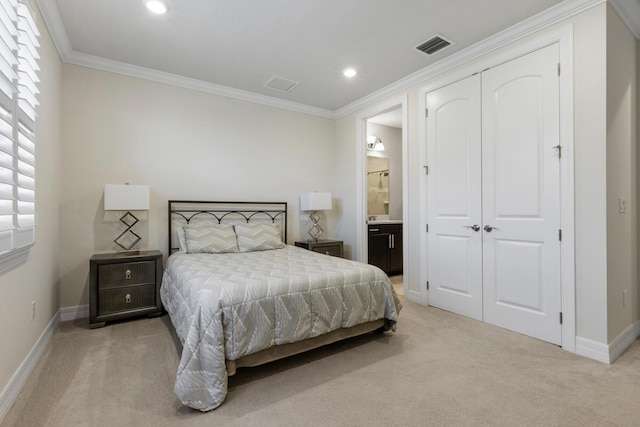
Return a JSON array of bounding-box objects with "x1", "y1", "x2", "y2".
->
[
  {"x1": 415, "y1": 34, "x2": 455, "y2": 56},
  {"x1": 264, "y1": 76, "x2": 299, "y2": 93}
]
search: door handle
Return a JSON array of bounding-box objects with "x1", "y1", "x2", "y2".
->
[
  {"x1": 483, "y1": 225, "x2": 499, "y2": 232},
  {"x1": 388, "y1": 235, "x2": 392, "y2": 248},
  {"x1": 463, "y1": 225, "x2": 481, "y2": 232}
]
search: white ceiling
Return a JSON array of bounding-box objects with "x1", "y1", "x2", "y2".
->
[{"x1": 37, "y1": 0, "x2": 639, "y2": 114}]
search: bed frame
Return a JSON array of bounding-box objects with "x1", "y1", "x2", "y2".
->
[
  {"x1": 168, "y1": 200, "x2": 288, "y2": 254},
  {"x1": 167, "y1": 200, "x2": 390, "y2": 376}
]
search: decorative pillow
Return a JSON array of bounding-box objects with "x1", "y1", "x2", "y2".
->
[
  {"x1": 183, "y1": 223, "x2": 239, "y2": 254},
  {"x1": 234, "y1": 222, "x2": 285, "y2": 252},
  {"x1": 176, "y1": 226, "x2": 187, "y2": 252}
]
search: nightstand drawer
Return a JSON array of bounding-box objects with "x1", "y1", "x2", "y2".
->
[
  {"x1": 295, "y1": 240, "x2": 344, "y2": 258},
  {"x1": 98, "y1": 260, "x2": 156, "y2": 289},
  {"x1": 312, "y1": 245, "x2": 342, "y2": 257},
  {"x1": 98, "y1": 284, "x2": 156, "y2": 314}
]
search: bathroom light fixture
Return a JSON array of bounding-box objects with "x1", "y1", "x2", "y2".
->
[
  {"x1": 367, "y1": 136, "x2": 385, "y2": 151},
  {"x1": 300, "y1": 192, "x2": 332, "y2": 241},
  {"x1": 343, "y1": 68, "x2": 357, "y2": 78},
  {"x1": 104, "y1": 184, "x2": 150, "y2": 251},
  {"x1": 145, "y1": 0, "x2": 168, "y2": 14}
]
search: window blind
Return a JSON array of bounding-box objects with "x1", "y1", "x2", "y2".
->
[{"x1": 0, "y1": 0, "x2": 38, "y2": 269}]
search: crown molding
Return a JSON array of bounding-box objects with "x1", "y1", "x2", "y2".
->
[
  {"x1": 63, "y1": 50, "x2": 335, "y2": 119},
  {"x1": 609, "y1": 0, "x2": 640, "y2": 39},
  {"x1": 37, "y1": 0, "x2": 629, "y2": 120},
  {"x1": 34, "y1": 0, "x2": 334, "y2": 119},
  {"x1": 335, "y1": 0, "x2": 605, "y2": 118},
  {"x1": 35, "y1": 0, "x2": 73, "y2": 58}
]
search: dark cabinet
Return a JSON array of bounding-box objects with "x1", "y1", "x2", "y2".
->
[{"x1": 368, "y1": 224, "x2": 402, "y2": 275}]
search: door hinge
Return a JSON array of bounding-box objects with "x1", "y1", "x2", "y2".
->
[
  {"x1": 427, "y1": 281, "x2": 430, "y2": 291},
  {"x1": 425, "y1": 108, "x2": 429, "y2": 117},
  {"x1": 553, "y1": 145, "x2": 562, "y2": 158},
  {"x1": 559, "y1": 312, "x2": 563, "y2": 324},
  {"x1": 426, "y1": 224, "x2": 429, "y2": 232},
  {"x1": 424, "y1": 165, "x2": 429, "y2": 175},
  {"x1": 557, "y1": 63, "x2": 561, "y2": 76},
  {"x1": 559, "y1": 229, "x2": 562, "y2": 241}
]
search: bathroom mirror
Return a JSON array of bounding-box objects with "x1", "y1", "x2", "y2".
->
[{"x1": 367, "y1": 156, "x2": 389, "y2": 216}]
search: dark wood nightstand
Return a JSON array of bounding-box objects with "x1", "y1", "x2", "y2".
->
[
  {"x1": 90, "y1": 250, "x2": 163, "y2": 329},
  {"x1": 295, "y1": 240, "x2": 344, "y2": 258}
]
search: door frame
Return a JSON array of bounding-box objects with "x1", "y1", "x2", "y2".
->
[
  {"x1": 419, "y1": 25, "x2": 575, "y2": 352},
  {"x1": 355, "y1": 95, "x2": 409, "y2": 291}
]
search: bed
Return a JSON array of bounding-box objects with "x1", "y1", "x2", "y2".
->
[{"x1": 160, "y1": 201, "x2": 402, "y2": 411}]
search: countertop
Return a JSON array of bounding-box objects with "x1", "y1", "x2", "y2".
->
[{"x1": 367, "y1": 219, "x2": 403, "y2": 225}]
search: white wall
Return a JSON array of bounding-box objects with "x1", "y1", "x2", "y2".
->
[
  {"x1": 606, "y1": 4, "x2": 638, "y2": 341},
  {"x1": 0, "y1": 1, "x2": 62, "y2": 405},
  {"x1": 59, "y1": 65, "x2": 336, "y2": 308}
]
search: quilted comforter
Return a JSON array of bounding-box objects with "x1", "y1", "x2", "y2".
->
[{"x1": 160, "y1": 245, "x2": 401, "y2": 411}]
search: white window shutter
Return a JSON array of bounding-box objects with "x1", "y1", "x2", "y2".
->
[{"x1": 0, "y1": 0, "x2": 38, "y2": 270}]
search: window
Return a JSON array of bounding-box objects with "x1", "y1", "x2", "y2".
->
[{"x1": 0, "y1": 0, "x2": 39, "y2": 272}]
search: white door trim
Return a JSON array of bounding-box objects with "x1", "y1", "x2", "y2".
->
[
  {"x1": 355, "y1": 95, "x2": 409, "y2": 292},
  {"x1": 419, "y1": 25, "x2": 575, "y2": 352}
]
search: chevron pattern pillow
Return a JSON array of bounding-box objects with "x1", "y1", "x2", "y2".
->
[
  {"x1": 235, "y1": 222, "x2": 285, "y2": 252},
  {"x1": 183, "y1": 223, "x2": 239, "y2": 253}
]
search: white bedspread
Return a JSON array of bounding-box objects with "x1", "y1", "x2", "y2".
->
[{"x1": 160, "y1": 245, "x2": 401, "y2": 411}]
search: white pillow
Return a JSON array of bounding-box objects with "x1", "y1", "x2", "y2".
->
[
  {"x1": 183, "y1": 223, "x2": 239, "y2": 253},
  {"x1": 176, "y1": 226, "x2": 187, "y2": 252},
  {"x1": 234, "y1": 222, "x2": 285, "y2": 252}
]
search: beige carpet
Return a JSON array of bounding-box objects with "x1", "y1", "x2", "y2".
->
[{"x1": 3, "y1": 294, "x2": 640, "y2": 427}]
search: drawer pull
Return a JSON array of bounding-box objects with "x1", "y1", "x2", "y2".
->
[
  {"x1": 125, "y1": 269, "x2": 131, "y2": 280},
  {"x1": 125, "y1": 293, "x2": 132, "y2": 304},
  {"x1": 369, "y1": 228, "x2": 380, "y2": 232}
]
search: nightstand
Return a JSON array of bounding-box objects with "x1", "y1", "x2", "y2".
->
[
  {"x1": 90, "y1": 250, "x2": 163, "y2": 329},
  {"x1": 295, "y1": 240, "x2": 344, "y2": 258}
]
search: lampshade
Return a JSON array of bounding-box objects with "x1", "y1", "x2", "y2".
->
[
  {"x1": 104, "y1": 184, "x2": 150, "y2": 211},
  {"x1": 300, "y1": 192, "x2": 332, "y2": 211}
]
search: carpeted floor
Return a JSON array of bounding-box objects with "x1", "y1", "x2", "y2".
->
[{"x1": 3, "y1": 291, "x2": 639, "y2": 427}]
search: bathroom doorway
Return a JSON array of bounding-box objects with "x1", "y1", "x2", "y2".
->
[{"x1": 365, "y1": 108, "x2": 404, "y2": 281}]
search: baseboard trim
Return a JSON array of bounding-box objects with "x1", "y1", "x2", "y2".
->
[
  {"x1": 576, "y1": 321, "x2": 640, "y2": 364},
  {"x1": 0, "y1": 310, "x2": 60, "y2": 423},
  {"x1": 60, "y1": 304, "x2": 89, "y2": 322},
  {"x1": 609, "y1": 320, "x2": 640, "y2": 363},
  {"x1": 575, "y1": 336, "x2": 611, "y2": 363}
]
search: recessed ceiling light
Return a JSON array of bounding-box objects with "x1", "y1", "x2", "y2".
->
[
  {"x1": 146, "y1": 0, "x2": 168, "y2": 14},
  {"x1": 343, "y1": 68, "x2": 357, "y2": 78}
]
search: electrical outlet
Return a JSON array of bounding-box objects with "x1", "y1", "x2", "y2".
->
[
  {"x1": 618, "y1": 197, "x2": 626, "y2": 214},
  {"x1": 31, "y1": 301, "x2": 36, "y2": 321}
]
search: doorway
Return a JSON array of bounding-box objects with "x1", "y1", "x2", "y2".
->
[
  {"x1": 366, "y1": 109, "x2": 404, "y2": 278},
  {"x1": 355, "y1": 96, "x2": 408, "y2": 295}
]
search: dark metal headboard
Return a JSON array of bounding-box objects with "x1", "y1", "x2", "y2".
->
[{"x1": 168, "y1": 200, "x2": 288, "y2": 254}]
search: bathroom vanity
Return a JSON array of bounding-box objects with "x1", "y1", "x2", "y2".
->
[{"x1": 367, "y1": 221, "x2": 402, "y2": 275}]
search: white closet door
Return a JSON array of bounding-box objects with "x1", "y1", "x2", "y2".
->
[
  {"x1": 426, "y1": 74, "x2": 483, "y2": 320},
  {"x1": 481, "y1": 44, "x2": 562, "y2": 345}
]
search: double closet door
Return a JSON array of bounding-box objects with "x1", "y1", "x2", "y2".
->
[{"x1": 426, "y1": 44, "x2": 562, "y2": 345}]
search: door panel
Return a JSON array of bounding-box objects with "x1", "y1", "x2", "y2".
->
[
  {"x1": 427, "y1": 74, "x2": 483, "y2": 321},
  {"x1": 481, "y1": 44, "x2": 561, "y2": 345}
]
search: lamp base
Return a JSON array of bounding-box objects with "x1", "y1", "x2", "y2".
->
[
  {"x1": 113, "y1": 211, "x2": 142, "y2": 250},
  {"x1": 306, "y1": 211, "x2": 324, "y2": 241}
]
